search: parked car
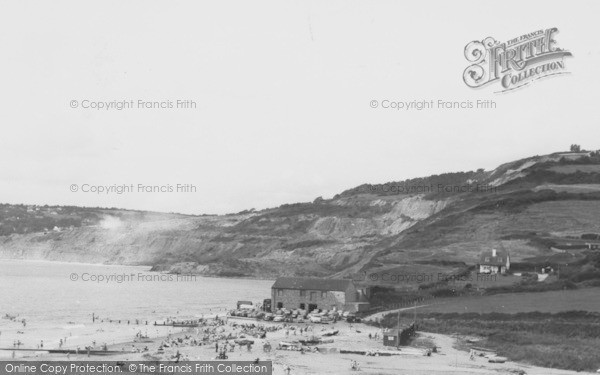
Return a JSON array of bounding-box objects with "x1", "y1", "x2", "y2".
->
[
  {"x1": 273, "y1": 316, "x2": 284, "y2": 322},
  {"x1": 346, "y1": 315, "x2": 362, "y2": 323},
  {"x1": 263, "y1": 313, "x2": 274, "y2": 321},
  {"x1": 309, "y1": 315, "x2": 322, "y2": 323}
]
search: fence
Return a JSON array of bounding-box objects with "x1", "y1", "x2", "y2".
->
[{"x1": 364, "y1": 294, "x2": 440, "y2": 315}]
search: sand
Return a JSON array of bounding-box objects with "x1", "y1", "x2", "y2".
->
[{"x1": 0, "y1": 315, "x2": 587, "y2": 374}]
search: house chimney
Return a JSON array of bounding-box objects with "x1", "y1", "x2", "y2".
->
[{"x1": 492, "y1": 249, "x2": 497, "y2": 257}]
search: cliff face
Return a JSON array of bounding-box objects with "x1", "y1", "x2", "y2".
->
[
  {"x1": 1, "y1": 151, "x2": 600, "y2": 279},
  {"x1": 0, "y1": 195, "x2": 449, "y2": 278}
]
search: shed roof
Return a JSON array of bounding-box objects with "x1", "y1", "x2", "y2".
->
[
  {"x1": 272, "y1": 277, "x2": 354, "y2": 292},
  {"x1": 383, "y1": 326, "x2": 412, "y2": 335}
]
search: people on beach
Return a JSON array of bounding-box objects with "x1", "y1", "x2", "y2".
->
[{"x1": 11, "y1": 310, "x2": 357, "y2": 365}]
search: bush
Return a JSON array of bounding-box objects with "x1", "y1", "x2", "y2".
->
[{"x1": 521, "y1": 272, "x2": 539, "y2": 284}]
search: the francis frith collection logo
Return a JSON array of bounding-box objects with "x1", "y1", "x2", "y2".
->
[{"x1": 463, "y1": 28, "x2": 572, "y2": 92}]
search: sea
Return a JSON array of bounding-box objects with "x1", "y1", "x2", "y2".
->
[{"x1": 0, "y1": 259, "x2": 273, "y2": 356}]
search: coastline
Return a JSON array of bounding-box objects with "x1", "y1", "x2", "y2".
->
[
  {"x1": 2, "y1": 316, "x2": 584, "y2": 375},
  {"x1": 0, "y1": 258, "x2": 151, "y2": 270},
  {"x1": 0, "y1": 258, "x2": 275, "y2": 281}
]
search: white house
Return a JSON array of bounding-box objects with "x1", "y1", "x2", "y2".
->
[{"x1": 478, "y1": 249, "x2": 510, "y2": 274}]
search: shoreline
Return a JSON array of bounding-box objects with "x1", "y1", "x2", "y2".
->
[
  {"x1": 0, "y1": 258, "x2": 152, "y2": 270},
  {"x1": 0, "y1": 258, "x2": 276, "y2": 281},
  {"x1": 2, "y1": 316, "x2": 586, "y2": 375},
  {"x1": 2, "y1": 261, "x2": 597, "y2": 372}
]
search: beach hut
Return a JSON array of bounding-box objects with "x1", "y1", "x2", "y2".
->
[
  {"x1": 383, "y1": 324, "x2": 416, "y2": 347},
  {"x1": 383, "y1": 328, "x2": 400, "y2": 347}
]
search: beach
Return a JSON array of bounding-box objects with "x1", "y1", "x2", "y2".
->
[
  {"x1": 0, "y1": 260, "x2": 591, "y2": 374},
  {"x1": 1, "y1": 314, "x2": 585, "y2": 375}
]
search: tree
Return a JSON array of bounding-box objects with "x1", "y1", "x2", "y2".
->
[{"x1": 570, "y1": 144, "x2": 581, "y2": 152}]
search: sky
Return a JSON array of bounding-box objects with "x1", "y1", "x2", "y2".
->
[{"x1": 0, "y1": 0, "x2": 599, "y2": 215}]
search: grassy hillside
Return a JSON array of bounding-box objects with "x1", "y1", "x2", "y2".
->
[
  {"x1": 378, "y1": 310, "x2": 600, "y2": 372},
  {"x1": 1, "y1": 149, "x2": 600, "y2": 282}
]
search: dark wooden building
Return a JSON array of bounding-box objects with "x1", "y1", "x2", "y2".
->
[{"x1": 383, "y1": 324, "x2": 416, "y2": 347}]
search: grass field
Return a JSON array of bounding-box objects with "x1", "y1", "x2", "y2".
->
[
  {"x1": 549, "y1": 164, "x2": 600, "y2": 174},
  {"x1": 376, "y1": 288, "x2": 600, "y2": 372},
  {"x1": 414, "y1": 314, "x2": 600, "y2": 372},
  {"x1": 418, "y1": 287, "x2": 600, "y2": 314},
  {"x1": 534, "y1": 183, "x2": 600, "y2": 193}
]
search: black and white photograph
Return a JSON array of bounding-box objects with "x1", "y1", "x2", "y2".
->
[{"x1": 1, "y1": 1, "x2": 599, "y2": 374}]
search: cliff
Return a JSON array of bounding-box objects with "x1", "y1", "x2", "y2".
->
[{"x1": 1, "y1": 150, "x2": 600, "y2": 280}]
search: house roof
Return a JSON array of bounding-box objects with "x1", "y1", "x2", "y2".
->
[
  {"x1": 479, "y1": 249, "x2": 509, "y2": 266},
  {"x1": 272, "y1": 277, "x2": 354, "y2": 292}
]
